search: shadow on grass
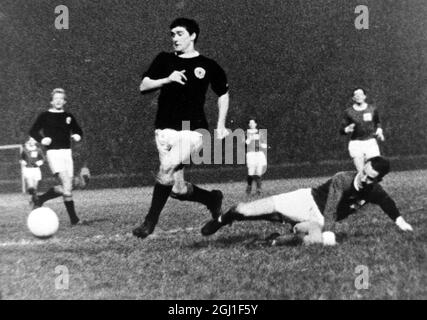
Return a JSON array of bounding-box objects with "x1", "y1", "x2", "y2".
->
[
  {"x1": 75, "y1": 218, "x2": 110, "y2": 226},
  {"x1": 191, "y1": 231, "x2": 349, "y2": 249},
  {"x1": 195, "y1": 231, "x2": 351, "y2": 248},
  {"x1": 190, "y1": 232, "x2": 263, "y2": 249}
]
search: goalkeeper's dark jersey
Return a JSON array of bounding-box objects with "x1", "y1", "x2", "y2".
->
[
  {"x1": 311, "y1": 171, "x2": 400, "y2": 223},
  {"x1": 141, "y1": 52, "x2": 229, "y2": 131},
  {"x1": 29, "y1": 110, "x2": 83, "y2": 150}
]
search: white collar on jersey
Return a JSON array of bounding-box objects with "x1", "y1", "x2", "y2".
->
[
  {"x1": 48, "y1": 108, "x2": 65, "y2": 113},
  {"x1": 175, "y1": 50, "x2": 200, "y2": 58},
  {"x1": 352, "y1": 103, "x2": 368, "y2": 112}
]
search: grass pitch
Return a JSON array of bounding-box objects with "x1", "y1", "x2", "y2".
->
[{"x1": 0, "y1": 170, "x2": 426, "y2": 300}]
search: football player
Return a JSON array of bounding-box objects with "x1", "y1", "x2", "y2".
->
[
  {"x1": 201, "y1": 156, "x2": 413, "y2": 245},
  {"x1": 341, "y1": 88, "x2": 385, "y2": 173},
  {"x1": 29, "y1": 88, "x2": 83, "y2": 225},
  {"x1": 73, "y1": 161, "x2": 91, "y2": 189},
  {"x1": 245, "y1": 119, "x2": 267, "y2": 195},
  {"x1": 132, "y1": 17, "x2": 230, "y2": 239},
  {"x1": 20, "y1": 137, "x2": 45, "y2": 205}
]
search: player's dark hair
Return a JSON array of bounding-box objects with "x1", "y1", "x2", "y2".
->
[
  {"x1": 368, "y1": 156, "x2": 390, "y2": 178},
  {"x1": 248, "y1": 118, "x2": 258, "y2": 124},
  {"x1": 51, "y1": 88, "x2": 66, "y2": 100},
  {"x1": 170, "y1": 18, "x2": 200, "y2": 43},
  {"x1": 353, "y1": 87, "x2": 367, "y2": 96}
]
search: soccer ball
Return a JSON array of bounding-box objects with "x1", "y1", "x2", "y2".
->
[{"x1": 27, "y1": 207, "x2": 59, "y2": 238}]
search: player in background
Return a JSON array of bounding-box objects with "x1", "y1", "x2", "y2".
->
[
  {"x1": 245, "y1": 119, "x2": 267, "y2": 195},
  {"x1": 20, "y1": 137, "x2": 46, "y2": 205},
  {"x1": 76, "y1": 160, "x2": 91, "y2": 189},
  {"x1": 132, "y1": 17, "x2": 230, "y2": 239},
  {"x1": 341, "y1": 88, "x2": 385, "y2": 173},
  {"x1": 29, "y1": 88, "x2": 83, "y2": 225},
  {"x1": 201, "y1": 156, "x2": 413, "y2": 245}
]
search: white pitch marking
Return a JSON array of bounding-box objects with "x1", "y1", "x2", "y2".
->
[{"x1": 0, "y1": 226, "x2": 200, "y2": 247}]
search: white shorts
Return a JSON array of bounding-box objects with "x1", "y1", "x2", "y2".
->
[
  {"x1": 246, "y1": 151, "x2": 267, "y2": 168},
  {"x1": 155, "y1": 129, "x2": 203, "y2": 167},
  {"x1": 46, "y1": 149, "x2": 74, "y2": 177},
  {"x1": 348, "y1": 138, "x2": 380, "y2": 159},
  {"x1": 272, "y1": 188, "x2": 325, "y2": 227},
  {"x1": 22, "y1": 167, "x2": 42, "y2": 181}
]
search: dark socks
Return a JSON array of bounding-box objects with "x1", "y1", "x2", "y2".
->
[
  {"x1": 247, "y1": 175, "x2": 254, "y2": 186},
  {"x1": 171, "y1": 184, "x2": 214, "y2": 207},
  {"x1": 38, "y1": 187, "x2": 61, "y2": 205},
  {"x1": 145, "y1": 183, "x2": 173, "y2": 227},
  {"x1": 64, "y1": 200, "x2": 80, "y2": 224},
  {"x1": 254, "y1": 175, "x2": 262, "y2": 190},
  {"x1": 224, "y1": 206, "x2": 282, "y2": 224}
]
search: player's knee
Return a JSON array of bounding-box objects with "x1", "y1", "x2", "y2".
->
[
  {"x1": 63, "y1": 194, "x2": 73, "y2": 201},
  {"x1": 171, "y1": 181, "x2": 191, "y2": 196},
  {"x1": 53, "y1": 185, "x2": 64, "y2": 195},
  {"x1": 156, "y1": 170, "x2": 174, "y2": 185},
  {"x1": 158, "y1": 162, "x2": 182, "y2": 185},
  {"x1": 302, "y1": 233, "x2": 323, "y2": 245},
  {"x1": 293, "y1": 221, "x2": 322, "y2": 235},
  {"x1": 235, "y1": 202, "x2": 246, "y2": 214},
  {"x1": 63, "y1": 188, "x2": 72, "y2": 196}
]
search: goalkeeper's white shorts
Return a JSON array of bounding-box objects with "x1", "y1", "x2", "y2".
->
[{"x1": 272, "y1": 188, "x2": 324, "y2": 227}]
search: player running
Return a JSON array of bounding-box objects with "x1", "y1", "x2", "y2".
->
[
  {"x1": 20, "y1": 137, "x2": 46, "y2": 205},
  {"x1": 29, "y1": 88, "x2": 83, "y2": 225},
  {"x1": 201, "y1": 156, "x2": 414, "y2": 245},
  {"x1": 245, "y1": 119, "x2": 267, "y2": 195},
  {"x1": 132, "y1": 18, "x2": 230, "y2": 239},
  {"x1": 341, "y1": 88, "x2": 385, "y2": 173}
]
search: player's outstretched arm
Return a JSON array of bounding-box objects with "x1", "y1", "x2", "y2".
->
[
  {"x1": 216, "y1": 92, "x2": 229, "y2": 139},
  {"x1": 367, "y1": 185, "x2": 413, "y2": 232}
]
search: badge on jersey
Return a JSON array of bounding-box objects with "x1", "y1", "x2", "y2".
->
[
  {"x1": 66, "y1": 116, "x2": 72, "y2": 124},
  {"x1": 31, "y1": 151, "x2": 38, "y2": 158},
  {"x1": 363, "y1": 113, "x2": 372, "y2": 122},
  {"x1": 194, "y1": 67, "x2": 206, "y2": 79}
]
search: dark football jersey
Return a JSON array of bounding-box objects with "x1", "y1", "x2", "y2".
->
[
  {"x1": 246, "y1": 129, "x2": 266, "y2": 152},
  {"x1": 340, "y1": 104, "x2": 381, "y2": 140},
  {"x1": 311, "y1": 171, "x2": 400, "y2": 223},
  {"x1": 142, "y1": 52, "x2": 229, "y2": 131},
  {"x1": 29, "y1": 110, "x2": 83, "y2": 150},
  {"x1": 21, "y1": 147, "x2": 45, "y2": 168}
]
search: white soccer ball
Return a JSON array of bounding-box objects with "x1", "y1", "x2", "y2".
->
[
  {"x1": 322, "y1": 231, "x2": 337, "y2": 246},
  {"x1": 27, "y1": 207, "x2": 59, "y2": 238}
]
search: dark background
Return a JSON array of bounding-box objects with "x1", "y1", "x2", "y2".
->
[{"x1": 1, "y1": 0, "x2": 426, "y2": 178}]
